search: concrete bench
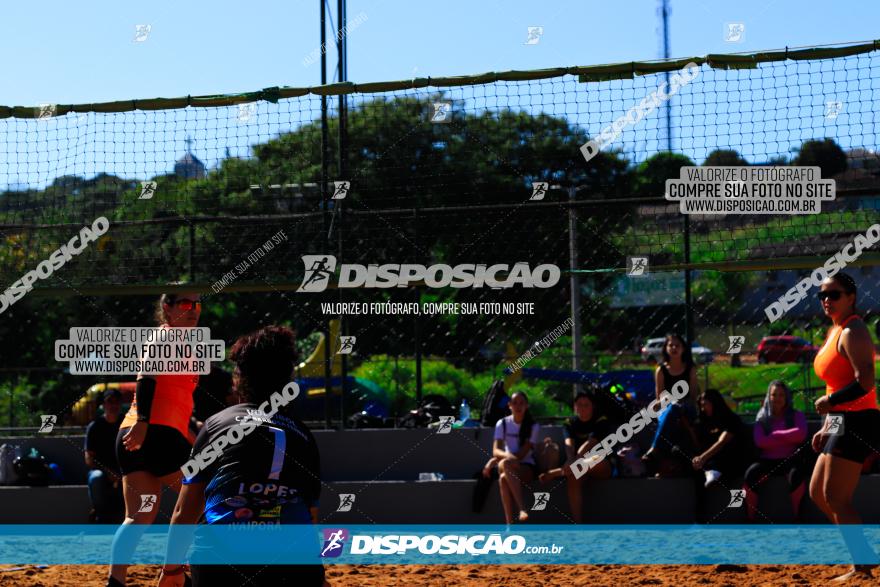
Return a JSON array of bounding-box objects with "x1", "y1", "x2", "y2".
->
[
  {"x1": 4, "y1": 475, "x2": 880, "y2": 525},
  {"x1": 0, "y1": 421, "x2": 831, "y2": 484},
  {"x1": 321, "y1": 478, "x2": 698, "y2": 524},
  {"x1": 2, "y1": 427, "x2": 561, "y2": 484}
]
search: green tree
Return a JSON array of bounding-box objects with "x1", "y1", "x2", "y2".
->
[
  {"x1": 633, "y1": 152, "x2": 696, "y2": 196},
  {"x1": 703, "y1": 149, "x2": 748, "y2": 166},
  {"x1": 0, "y1": 95, "x2": 637, "y2": 415},
  {"x1": 794, "y1": 138, "x2": 848, "y2": 177}
]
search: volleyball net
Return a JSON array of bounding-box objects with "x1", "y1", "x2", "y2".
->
[{"x1": 2, "y1": 40, "x2": 880, "y2": 423}]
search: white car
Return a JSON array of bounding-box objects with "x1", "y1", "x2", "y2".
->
[{"x1": 641, "y1": 338, "x2": 714, "y2": 364}]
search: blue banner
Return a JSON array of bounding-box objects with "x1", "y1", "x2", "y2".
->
[{"x1": 0, "y1": 525, "x2": 879, "y2": 565}]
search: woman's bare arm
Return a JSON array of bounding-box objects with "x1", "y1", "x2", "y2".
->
[
  {"x1": 700, "y1": 430, "x2": 733, "y2": 462},
  {"x1": 564, "y1": 437, "x2": 577, "y2": 462},
  {"x1": 492, "y1": 438, "x2": 512, "y2": 460},
  {"x1": 841, "y1": 324, "x2": 875, "y2": 393},
  {"x1": 512, "y1": 441, "x2": 532, "y2": 460}
]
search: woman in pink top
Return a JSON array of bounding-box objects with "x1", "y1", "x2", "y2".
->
[{"x1": 742, "y1": 380, "x2": 808, "y2": 521}]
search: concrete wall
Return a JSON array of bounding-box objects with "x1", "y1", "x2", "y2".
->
[
  {"x1": 8, "y1": 422, "x2": 876, "y2": 525},
  {"x1": 4, "y1": 475, "x2": 880, "y2": 525},
  {"x1": 1, "y1": 422, "x2": 828, "y2": 484},
  {"x1": 3, "y1": 427, "x2": 555, "y2": 484}
]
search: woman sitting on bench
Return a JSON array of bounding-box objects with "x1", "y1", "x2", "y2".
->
[
  {"x1": 743, "y1": 380, "x2": 808, "y2": 522},
  {"x1": 485, "y1": 391, "x2": 541, "y2": 524},
  {"x1": 538, "y1": 387, "x2": 616, "y2": 523},
  {"x1": 692, "y1": 389, "x2": 751, "y2": 487}
]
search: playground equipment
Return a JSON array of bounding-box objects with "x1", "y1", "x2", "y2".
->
[
  {"x1": 511, "y1": 367, "x2": 655, "y2": 405},
  {"x1": 68, "y1": 320, "x2": 390, "y2": 425},
  {"x1": 293, "y1": 319, "x2": 387, "y2": 419},
  {"x1": 502, "y1": 341, "x2": 523, "y2": 392},
  {"x1": 70, "y1": 382, "x2": 136, "y2": 425}
]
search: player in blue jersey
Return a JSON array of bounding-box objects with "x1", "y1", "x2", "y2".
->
[{"x1": 157, "y1": 326, "x2": 328, "y2": 586}]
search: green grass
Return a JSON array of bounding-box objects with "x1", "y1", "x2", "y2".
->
[
  {"x1": 614, "y1": 209, "x2": 876, "y2": 263},
  {"x1": 693, "y1": 325, "x2": 769, "y2": 352}
]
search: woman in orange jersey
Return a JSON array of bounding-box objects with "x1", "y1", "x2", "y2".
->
[
  {"x1": 809, "y1": 272, "x2": 880, "y2": 582},
  {"x1": 106, "y1": 291, "x2": 202, "y2": 587}
]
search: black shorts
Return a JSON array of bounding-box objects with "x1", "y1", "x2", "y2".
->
[
  {"x1": 116, "y1": 424, "x2": 192, "y2": 477},
  {"x1": 191, "y1": 564, "x2": 325, "y2": 586},
  {"x1": 822, "y1": 409, "x2": 880, "y2": 465}
]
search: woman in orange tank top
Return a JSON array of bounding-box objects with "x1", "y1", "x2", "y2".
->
[
  {"x1": 808, "y1": 273, "x2": 880, "y2": 582},
  {"x1": 107, "y1": 290, "x2": 202, "y2": 587}
]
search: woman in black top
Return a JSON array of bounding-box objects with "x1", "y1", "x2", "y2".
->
[
  {"x1": 692, "y1": 388, "x2": 751, "y2": 487},
  {"x1": 642, "y1": 333, "x2": 700, "y2": 474},
  {"x1": 538, "y1": 387, "x2": 616, "y2": 523}
]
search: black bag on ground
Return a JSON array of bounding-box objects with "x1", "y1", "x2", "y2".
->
[
  {"x1": 13, "y1": 451, "x2": 51, "y2": 486},
  {"x1": 398, "y1": 394, "x2": 457, "y2": 428},
  {"x1": 480, "y1": 380, "x2": 509, "y2": 427},
  {"x1": 347, "y1": 411, "x2": 387, "y2": 429}
]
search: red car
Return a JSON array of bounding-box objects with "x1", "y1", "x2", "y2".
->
[{"x1": 757, "y1": 336, "x2": 819, "y2": 364}]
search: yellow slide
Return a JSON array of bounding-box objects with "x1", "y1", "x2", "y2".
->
[
  {"x1": 294, "y1": 319, "x2": 345, "y2": 378},
  {"x1": 70, "y1": 381, "x2": 136, "y2": 425},
  {"x1": 503, "y1": 341, "x2": 523, "y2": 390}
]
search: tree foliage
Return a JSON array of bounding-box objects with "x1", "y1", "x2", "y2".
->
[
  {"x1": 0, "y1": 100, "x2": 855, "y2": 416},
  {"x1": 794, "y1": 138, "x2": 848, "y2": 177}
]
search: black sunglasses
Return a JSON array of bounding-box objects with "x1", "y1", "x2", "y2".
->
[{"x1": 817, "y1": 290, "x2": 844, "y2": 302}]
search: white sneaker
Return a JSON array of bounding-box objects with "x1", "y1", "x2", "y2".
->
[{"x1": 704, "y1": 469, "x2": 722, "y2": 488}]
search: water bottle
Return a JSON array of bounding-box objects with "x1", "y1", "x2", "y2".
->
[{"x1": 459, "y1": 399, "x2": 471, "y2": 422}]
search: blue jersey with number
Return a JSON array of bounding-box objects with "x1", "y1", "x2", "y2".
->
[{"x1": 184, "y1": 403, "x2": 321, "y2": 526}]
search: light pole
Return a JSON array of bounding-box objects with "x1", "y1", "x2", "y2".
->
[
  {"x1": 337, "y1": 0, "x2": 349, "y2": 431},
  {"x1": 658, "y1": 0, "x2": 693, "y2": 343},
  {"x1": 550, "y1": 184, "x2": 589, "y2": 397}
]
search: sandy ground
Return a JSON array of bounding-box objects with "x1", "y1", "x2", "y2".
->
[{"x1": 0, "y1": 564, "x2": 877, "y2": 586}]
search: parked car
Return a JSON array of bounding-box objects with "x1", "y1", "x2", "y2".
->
[
  {"x1": 757, "y1": 336, "x2": 819, "y2": 364},
  {"x1": 641, "y1": 338, "x2": 714, "y2": 364},
  {"x1": 690, "y1": 343, "x2": 715, "y2": 364}
]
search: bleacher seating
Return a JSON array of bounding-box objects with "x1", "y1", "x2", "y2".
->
[{"x1": 2, "y1": 422, "x2": 879, "y2": 524}]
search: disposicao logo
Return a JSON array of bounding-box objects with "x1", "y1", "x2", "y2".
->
[
  {"x1": 320, "y1": 528, "x2": 349, "y2": 558},
  {"x1": 297, "y1": 255, "x2": 560, "y2": 292}
]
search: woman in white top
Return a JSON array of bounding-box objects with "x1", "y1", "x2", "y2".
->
[{"x1": 491, "y1": 391, "x2": 541, "y2": 524}]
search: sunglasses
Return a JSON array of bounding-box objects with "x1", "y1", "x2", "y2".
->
[
  {"x1": 172, "y1": 300, "x2": 202, "y2": 311},
  {"x1": 817, "y1": 290, "x2": 844, "y2": 302}
]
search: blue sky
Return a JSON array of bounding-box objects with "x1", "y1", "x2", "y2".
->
[
  {"x1": 1, "y1": 0, "x2": 879, "y2": 188},
  {"x1": 2, "y1": 0, "x2": 878, "y2": 102}
]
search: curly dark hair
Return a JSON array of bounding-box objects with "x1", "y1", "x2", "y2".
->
[{"x1": 228, "y1": 326, "x2": 298, "y2": 404}]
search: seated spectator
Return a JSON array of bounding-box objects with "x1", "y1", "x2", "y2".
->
[
  {"x1": 641, "y1": 333, "x2": 700, "y2": 476},
  {"x1": 743, "y1": 380, "x2": 808, "y2": 521},
  {"x1": 485, "y1": 391, "x2": 541, "y2": 524},
  {"x1": 692, "y1": 389, "x2": 752, "y2": 487},
  {"x1": 84, "y1": 389, "x2": 124, "y2": 523},
  {"x1": 538, "y1": 388, "x2": 615, "y2": 523}
]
